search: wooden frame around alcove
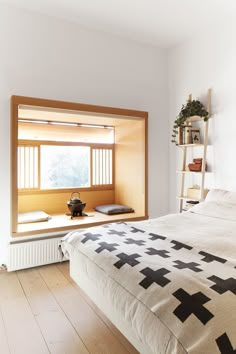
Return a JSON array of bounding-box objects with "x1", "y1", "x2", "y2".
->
[{"x1": 11, "y1": 95, "x2": 148, "y2": 236}]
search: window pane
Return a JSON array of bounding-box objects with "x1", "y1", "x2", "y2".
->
[
  {"x1": 18, "y1": 145, "x2": 39, "y2": 189},
  {"x1": 92, "y1": 148, "x2": 112, "y2": 185},
  {"x1": 40, "y1": 145, "x2": 90, "y2": 189}
]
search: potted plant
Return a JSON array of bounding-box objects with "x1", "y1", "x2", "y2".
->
[{"x1": 171, "y1": 99, "x2": 209, "y2": 145}]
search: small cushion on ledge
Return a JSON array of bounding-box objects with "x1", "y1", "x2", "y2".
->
[
  {"x1": 94, "y1": 204, "x2": 134, "y2": 215},
  {"x1": 18, "y1": 211, "x2": 52, "y2": 224}
]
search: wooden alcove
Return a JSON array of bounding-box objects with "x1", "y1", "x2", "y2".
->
[{"x1": 11, "y1": 96, "x2": 148, "y2": 237}]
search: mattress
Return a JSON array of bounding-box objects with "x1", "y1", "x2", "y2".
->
[{"x1": 61, "y1": 201, "x2": 236, "y2": 354}]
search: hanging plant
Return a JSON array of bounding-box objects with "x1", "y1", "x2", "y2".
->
[{"x1": 171, "y1": 99, "x2": 209, "y2": 145}]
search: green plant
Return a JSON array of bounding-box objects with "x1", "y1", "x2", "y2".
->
[{"x1": 171, "y1": 99, "x2": 209, "y2": 145}]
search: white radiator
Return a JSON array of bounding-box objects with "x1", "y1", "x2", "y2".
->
[{"x1": 7, "y1": 237, "x2": 65, "y2": 271}]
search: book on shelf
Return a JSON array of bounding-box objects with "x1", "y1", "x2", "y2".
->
[
  {"x1": 178, "y1": 126, "x2": 200, "y2": 145},
  {"x1": 177, "y1": 127, "x2": 183, "y2": 145},
  {"x1": 183, "y1": 125, "x2": 192, "y2": 144}
]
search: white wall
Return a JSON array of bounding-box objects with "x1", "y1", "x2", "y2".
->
[
  {"x1": 0, "y1": 5, "x2": 169, "y2": 263},
  {"x1": 168, "y1": 19, "x2": 236, "y2": 212}
]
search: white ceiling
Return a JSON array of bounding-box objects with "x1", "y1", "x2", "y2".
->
[{"x1": 1, "y1": 0, "x2": 235, "y2": 47}]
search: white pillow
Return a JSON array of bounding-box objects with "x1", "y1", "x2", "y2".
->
[
  {"x1": 205, "y1": 189, "x2": 236, "y2": 205},
  {"x1": 190, "y1": 200, "x2": 236, "y2": 221}
]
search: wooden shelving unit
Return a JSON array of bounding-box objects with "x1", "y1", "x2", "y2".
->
[{"x1": 177, "y1": 89, "x2": 211, "y2": 212}]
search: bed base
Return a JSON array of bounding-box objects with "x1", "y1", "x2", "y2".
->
[{"x1": 70, "y1": 254, "x2": 153, "y2": 354}]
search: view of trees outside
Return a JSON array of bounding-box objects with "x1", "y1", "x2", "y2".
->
[{"x1": 40, "y1": 145, "x2": 90, "y2": 189}]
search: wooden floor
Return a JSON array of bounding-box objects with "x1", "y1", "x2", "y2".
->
[{"x1": 0, "y1": 262, "x2": 139, "y2": 354}]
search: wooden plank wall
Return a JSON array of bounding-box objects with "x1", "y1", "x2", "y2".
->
[
  {"x1": 18, "y1": 190, "x2": 114, "y2": 214},
  {"x1": 114, "y1": 119, "x2": 146, "y2": 216}
]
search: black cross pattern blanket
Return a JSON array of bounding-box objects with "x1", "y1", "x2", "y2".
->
[{"x1": 61, "y1": 207, "x2": 236, "y2": 354}]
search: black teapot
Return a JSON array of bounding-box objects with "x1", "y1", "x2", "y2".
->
[{"x1": 67, "y1": 192, "x2": 86, "y2": 217}]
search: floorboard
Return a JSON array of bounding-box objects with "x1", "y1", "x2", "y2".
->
[
  {"x1": 39, "y1": 264, "x2": 130, "y2": 354},
  {"x1": 0, "y1": 308, "x2": 10, "y2": 354},
  {"x1": 0, "y1": 263, "x2": 139, "y2": 354},
  {"x1": 0, "y1": 272, "x2": 49, "y2": 354},
  {"x1": 17, "y1": 268, "x2": 89, "y2": 354}
]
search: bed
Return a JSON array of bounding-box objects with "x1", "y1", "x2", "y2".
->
[{"x1": 61, "y1": 190, "x2": 236, "y2": 354}]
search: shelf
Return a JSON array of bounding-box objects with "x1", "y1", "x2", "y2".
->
[
  {"x1": 178, "y1": 143, "x2": 204, "y2": 148},
  {"x1": 176, "y1": 89, "x2": 211, "y2": 213},
  {"x1": 176, "y1": 170, "x2": 203, "y2": 174},
  {"x1": 177, "y1": 195, "x2": 201, "y2": 201},
  {"x1": 185, "y1": 115, "x2": 204, "y2": 123},
  {"x1": 176, "y1": 170, "x2": 210, "y2": 174}
]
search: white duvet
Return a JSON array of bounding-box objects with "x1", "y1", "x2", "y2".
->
[{"x1": 61, "y1": 201, "x2": 236, "y2": 354}]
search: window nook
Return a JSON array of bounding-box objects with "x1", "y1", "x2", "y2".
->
[{"x1": 11, "y1": 96, "x2": 148, "y2": 237}]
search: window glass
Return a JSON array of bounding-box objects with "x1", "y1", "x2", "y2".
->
[
  {"x1": 40, "y1": 145, "x2": 90, "y2": 189},
  {"x1": 17, "y1": 145, "x2": 39, "y2": 189}
]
